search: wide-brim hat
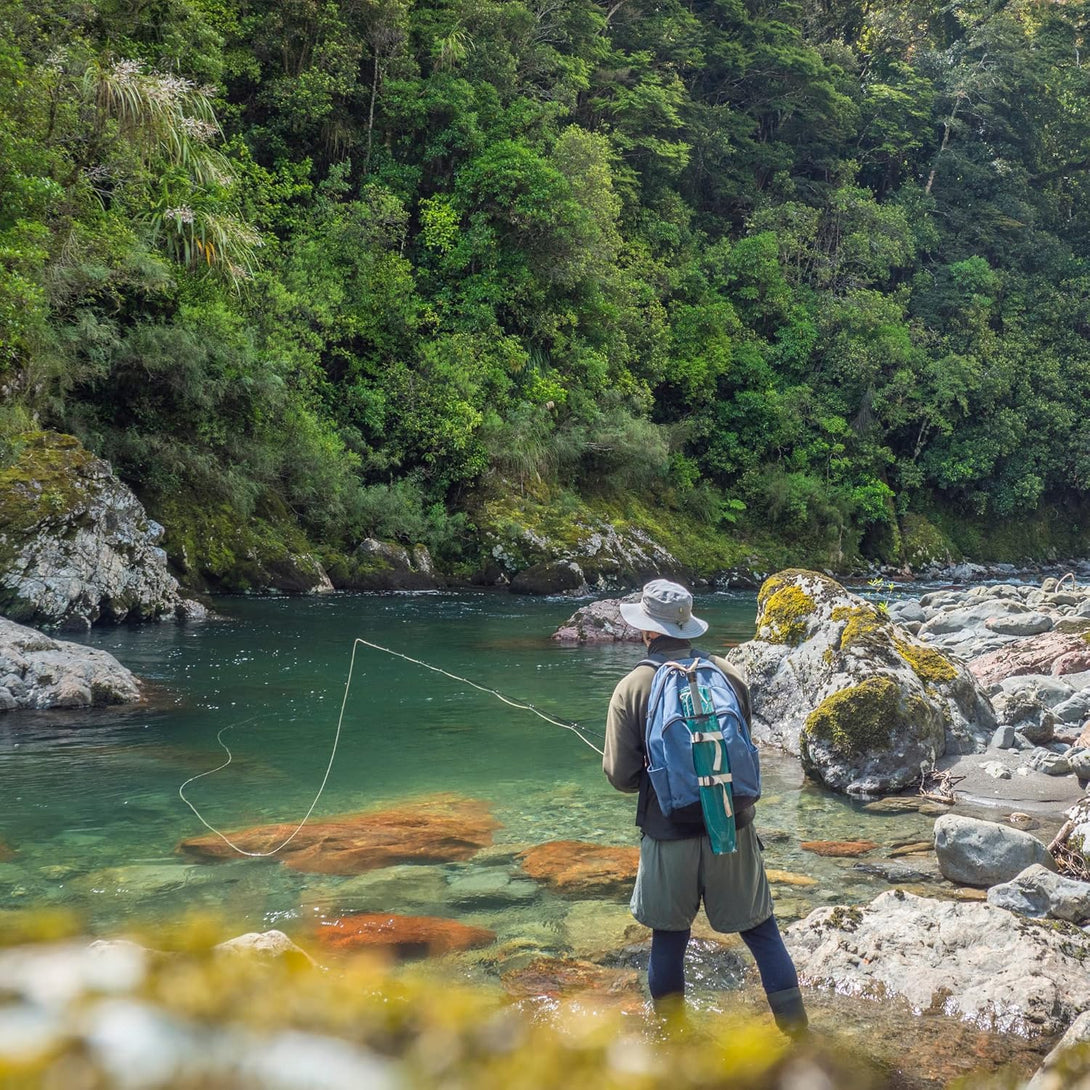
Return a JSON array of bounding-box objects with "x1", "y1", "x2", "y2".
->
[{"x1": 619, "y1": 579, "x2": 709, "y2": 639}]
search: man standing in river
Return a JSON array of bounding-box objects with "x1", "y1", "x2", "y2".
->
[{"x1": 602, "y1": 578, "x2": 808, "y2": 1036}]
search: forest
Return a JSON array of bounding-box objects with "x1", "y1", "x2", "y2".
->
[{"x1": 2, "y1": 0, "x2": 1090, "y2": 583}]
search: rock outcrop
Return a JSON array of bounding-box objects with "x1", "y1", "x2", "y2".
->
[
  {"x1": 482, "y1": 500, "x2": 682, "y2": 592},
  {"x1": 0, "y1": 616, "x2": 141, "y2": 710},
  {"x1": 0, "y1": 431, "x2": 201, "y2": 629},
  {"x1": 786, "y1": 890, "x2": 1090, "y2": 1038},
  {"x1": 178, "y1": 796, "x2": 498, "y2": 875},
  {"x1": 329, "y1": 538, "x2": 439, "y2": 591},
  {"x1": 727, "y1": 570, "x2": 995, "y2": 795}
]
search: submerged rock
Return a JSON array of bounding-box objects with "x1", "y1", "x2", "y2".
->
[
  {"x1": 728, "y1": 570, "x2": 995, "y2": 795},
  {"x1": 0, "y1": 431, "x2": 196, "y2": 629},
  {"x1": 501, "y1": 957, "x2": 640, "y2": 999},
  {"x1": 178, "y1": 795, "x2": 498, "y2": 875},
  {"x1": 799, "y1": 840, "x2": 879, "y2": 858},
  {"x1": 786, "y1": 889, "x2": 1090, "y2": 1038},
  {"x1": 315, "y1": 912, "x2": 495, "y2": 956},
  {"x1": 0, "y1": 616, "x2": 141, "y2": 710},
  {"x1": 517, "y1": 841, "x2": 639, "y2": 899},
  {"x1": 933, "y1": 814, "x2": 1055, "y2": 887}
]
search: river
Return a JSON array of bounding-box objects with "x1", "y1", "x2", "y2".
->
[{"x1": 0, "y1": 590, "x2": 1050, "y2": 1086}]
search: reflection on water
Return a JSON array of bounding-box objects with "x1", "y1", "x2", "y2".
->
[{"x1": 0, "y1": 590, "x2": 1051, "y2": 1085}]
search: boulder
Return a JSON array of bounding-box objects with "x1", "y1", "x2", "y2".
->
[
  {"x1": 987, "y1": 864, "x2": 1090, "y2": 923},
  {"x1": 517, "y1": 841, "x2": 639, "y2": 899},
  {"x1": 178, "y1": 795, "x2": 498, "y2": 875},
  {"x1": 332, "y1": 538, "x2": 439, "y2": 591},
  {"x1": 314, "y1": 913, "x2": 495, "y2": 956},
  {"x1": 551, "y1": 594, "x2": 642, "y2": 643},
  {"x1": 509, "y1": 560, "x2": 589, "y2": 596},
  {"x1": 728, "y1": 570, "x2": 995, "y2": 795},
  {"x1": 299, "y1": 865, "x2": 450, "y2": 916},
  {"x1": 0, "y1": 431, "x2": 194, "y2": 629},
  {"x1": 0, "y1": 616, "x2": 141, "y2": 710},
  {"x1": 933, "y1": 814, "x2": 1055, "y2": 887},
  {"x1": 970, "y1": 633, "x2": 1090, "y2": 688},
  {"x1": 786, "y1": 890, "x2": 1090, "y2": 1038}
]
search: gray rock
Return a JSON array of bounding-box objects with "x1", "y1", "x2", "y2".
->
[
  {"x1": 445, "y1": 868, "x2": 540, "y2": 906},
  {"x1": 1053, "y1": 691, "x2": 1090, "y2": 724},
  {"x1": 786, "y1": 890, "x2": 1090, "y2": 1037},
  {"x1": 933, "y1": 814, "x2": 1055, "y2": 886},
  {"x1": 985, "y1": 611, "x2": 1054, "y2": 637},
  {"x1": 987, "y1": 864, "x2": 1090, "y2": 923},
  {"x1": 991, "y1": 690, "x2": 1056, "y2": 744},
  {"x1": 1068, "y1": 749, "x2": 1090, "y2": 780},
  {"x1": 1028, "y1": 749, "x2": 1071, "y2": 776},
  {"x1": 0, "y1": 616, "x2": 140, "y2": 711},
  {"x1": 344, "y1": 538, "x2": 438, "y2": 591},
  {"x1": 990, "y1": 725, "x2": 1016, "y2": 750},
  {"x1": 0, "y1": 432, "x2": 186, "y2": 629},
  {"x1": 727, "y1": 570, "x2": 995, "y2": 795}
]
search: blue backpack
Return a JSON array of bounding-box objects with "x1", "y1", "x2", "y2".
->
[{"x1": 642, "y1": 652, "x2": 761, "y2": 855}]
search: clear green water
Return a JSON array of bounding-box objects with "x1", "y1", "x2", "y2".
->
[{"x1": 0, "y1": 591, "x2": 1050, "y2": 1084}]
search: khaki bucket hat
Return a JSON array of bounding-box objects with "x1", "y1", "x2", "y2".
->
[{"x1": 619, "y1": 579, "x2": 709, "y2": 639}]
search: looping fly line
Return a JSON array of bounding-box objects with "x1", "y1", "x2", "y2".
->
[{"x1": 178, "y1": 637, "x2": 603, "y2": 858}]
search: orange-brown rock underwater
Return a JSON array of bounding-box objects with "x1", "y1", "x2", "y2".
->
[
  {"x1": 315, "y1": 912, "x2": 496, "y2": 956},
  {"x1": 177, "y1": 794, "x2": 498, "y2": 874},
  {"x1": 517, "y1": 840, "x2": 639, "y2": 898}
]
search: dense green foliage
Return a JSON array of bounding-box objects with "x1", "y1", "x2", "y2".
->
[{"x1": 2, "y1": 0, "x2": 1090, "y2": 578}]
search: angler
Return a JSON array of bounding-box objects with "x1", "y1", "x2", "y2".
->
[{"x1": 603, "y1": 578, "x2": 809, "y2": 1037}]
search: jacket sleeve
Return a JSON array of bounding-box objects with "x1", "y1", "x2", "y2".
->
[{"x1": 602, "y1": 673, "x2": 645, "y2": 793}]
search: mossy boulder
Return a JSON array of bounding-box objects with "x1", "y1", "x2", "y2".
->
[
  {"x1": 157, "y1": 492, "x2": 333, "y2": 595},
  {"x1": 730, "y1": 570, "x2": 996, "y2": 795},
  {"x1": 0, "y1": 432, "x2": 190, "y2": 629},
  {"x1": 800, "y1": 677, "x2": 944, "y2": 793}
]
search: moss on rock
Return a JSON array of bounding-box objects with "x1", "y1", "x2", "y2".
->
[
  {"x1": 892, "y1": 635, "x2": 958, "y2": 684},
  {"x1": 802, "y1": 677, "x2": 922, "y2": 757},
  {"x1": 760, "y1": 584, "x2": 817, "y2": 645}
]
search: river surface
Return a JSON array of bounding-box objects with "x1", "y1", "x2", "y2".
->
[{"x1": 0, "y1": 590, "x2": 1050, "y2": 1086}]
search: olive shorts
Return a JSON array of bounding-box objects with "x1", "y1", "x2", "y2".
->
[{"x1": 630, "y1": 822, "x2": 774, "y2": 933}]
